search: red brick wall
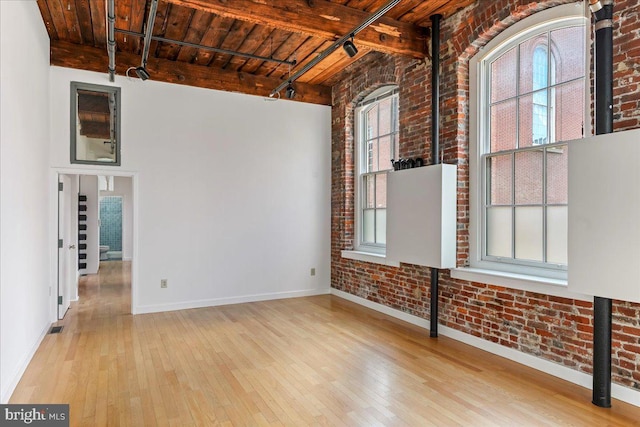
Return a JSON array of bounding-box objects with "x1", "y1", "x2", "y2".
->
[{"x1": 331, "y1": 0, "x2": 640, "y2": 391}]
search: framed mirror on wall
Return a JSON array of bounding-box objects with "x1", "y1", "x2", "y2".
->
[{"x1": 70, "y1": 82, "x2": 121, "y2": 166}]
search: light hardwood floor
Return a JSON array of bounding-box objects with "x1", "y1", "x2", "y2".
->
[{"x1": 10, "y1": 261, "x2": 640, "y2": 426}]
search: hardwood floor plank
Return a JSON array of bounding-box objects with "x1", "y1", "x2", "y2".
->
[{"x1": 8, "y1": 261, "x2": 640, "y2": 425}]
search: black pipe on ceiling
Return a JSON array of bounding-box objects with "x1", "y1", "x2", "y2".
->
[
  {"x1": 590, "y1": 0, "x2": 614, "y2": 408},
  {"x1": 430, "y1": 13, "x2": 442, "y2": 338}
]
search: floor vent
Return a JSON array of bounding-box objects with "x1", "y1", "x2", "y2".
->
[{"x1": 49, "y1": 326, "x2": 63, "y2": 334}]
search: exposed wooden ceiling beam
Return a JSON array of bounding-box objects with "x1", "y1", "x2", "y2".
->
[
  {"x1": 165, "y1": 0, "x2": 427, "y2": 58},
  {"x1": 50, "y1": 40, "x2": 332, "y2": 105}
]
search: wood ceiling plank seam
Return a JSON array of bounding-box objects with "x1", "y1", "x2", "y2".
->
[
  {"x1": 88, "y1": 0, "x2": 106, "y2": 47},
  {"x1": 47, "y1": 0, "x2": 72, "y2": 41},
  {"x1": 194, "y1": 15, "x2": 234, "y2": 67},
  {"x1": 210, "y1": 20, "x2": 255, "y2": 70},
  {"x1": 298, "y1": 46, "x2": 349, "y2": 84},
  {"x1": 74, "y1": 0, "x2": 94, "y2": 45},
  {"x1": 114, "y1": 0, "x2": 133, "y2": 52},
  {"x1": 389, "y1": 0, "x2": 426, "y2": 21},
  {"x1": 129, "y1": 0, "x2": 148, "y2": 55},
  {"x1": 345, "y1": 0, "x2": 379, "y2": 13},
  {"x1": 237, "y1": 28, "x2": 292, "y2": 75},
  {"x1": 220, "y1": 22, "x2": 259, "y2": 70},
  {"x1": 114, "y1": 0, "x2": 137, "y2": 53},
  {"x1": 410, "y1": 0, "x2": 450, "y2": 18},
  {"x1": 151, "y1": 0, "x2": 171, "y2": 59},
  {"x1": 305, "y1": 46, "x2": 372, "y2": 85},
  {"x1": 175, "y1": 10, "x2": 214, "y2": 63},
  {"x1": 62, "y1": 0, "x2": 83, "y2": 44},
  {"x1": 273, "y1": 37, "x2": 329, "y2": 82},
  {"x1": 227, "y1": 24, "x2": 273, "y2": 72},
  {"x1": 36, "y1": 0, "x2": 59, "y2": 40},
  {"x1": 261, "y1": 32, "x2": 309, "y2": 79},
  {"x1": 159, "y1": 6, "x2": 196, "y2": 61}
]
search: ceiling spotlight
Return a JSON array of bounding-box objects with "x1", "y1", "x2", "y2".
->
[
  {"x1": 285, "y1": 83, "x2": 296, "y2": 99},
  {"x1": 343, "y1": 37, "x2": 358, "y2": 58},
  {"x1": 135, "y1": 66, "x2": 150, "y2": 81}
]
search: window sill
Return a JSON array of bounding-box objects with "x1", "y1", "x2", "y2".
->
[
  {"x1": 341, "y1": 250, "x2": 400, "y2": 267},
  {"x1": 450, "y1": 267, "x2": 590, "y2": 301}
]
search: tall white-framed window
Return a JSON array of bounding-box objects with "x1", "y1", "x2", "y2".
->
[
  {"x1": 354, "y1": 85, "x2": 399, "y2": 255},
  {"x1": 468, "y1": 3, "x2": 588, "y2": 280}
]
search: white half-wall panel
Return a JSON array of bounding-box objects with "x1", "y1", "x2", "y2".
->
[
  {"x1": 387, "y1": 164, "x2": 457, "y2": 268},
  {"x1": 568, "y1": 129, "x2": 640, "y2": 302},
  {"x1": 0, "y1": 1, "x2": 51, "y2": 402},
  {"x1": 49, "y1": 67, "x2": 332, "y2": 313}
]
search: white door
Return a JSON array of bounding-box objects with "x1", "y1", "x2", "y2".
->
[{"x1": 58, "y1": 175, "x2": 72, "y2": 319}]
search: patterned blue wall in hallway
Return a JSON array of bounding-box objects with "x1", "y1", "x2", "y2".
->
[{"x1": 100, "y1": 196, "x2": 122, "y2": 251}]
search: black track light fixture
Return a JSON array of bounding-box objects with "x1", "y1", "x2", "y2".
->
[
  {"x1": 343, "y1": 36, "x2": 358, "y2": 58},
  {"x1": 285, "y1": 83, "x2": 296, "y2": 99},
  {"x1": 135, "y1": 66, "x2": 150, "y2": 81}
]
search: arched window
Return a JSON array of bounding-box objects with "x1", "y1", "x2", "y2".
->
[{"x1": 468, "y1": 3, "x2": 587, "y2": 280}]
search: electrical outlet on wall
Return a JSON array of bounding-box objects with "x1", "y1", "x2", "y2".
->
[
  {"x1": 310, "y1": 268, "x2": 316, "y2": 276},
  {"x1": 161, "y1": 279, "x2": 168, "y2": 288}
]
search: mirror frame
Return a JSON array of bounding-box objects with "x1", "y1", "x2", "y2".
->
[{"x1": 70, "y1": 81, "x2": 121, "y2": 166}]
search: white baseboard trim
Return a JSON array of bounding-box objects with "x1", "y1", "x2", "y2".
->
[
  {"x1": 330, "y1": 288, "x2": 640, "y2": 408},
  {"x1": 134, "y1": 287, "x2": 331, "y2": 315},
  {"x1": 1, "y1": 321, "x2": 51, "y2": 404}
]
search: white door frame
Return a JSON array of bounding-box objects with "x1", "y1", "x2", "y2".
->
[
  {"x1": 57, "y1": 174, "x2": 72, "y2": 319},
  {"x1": 50, "y1": 168, "x2": 139, "y2": 322}
]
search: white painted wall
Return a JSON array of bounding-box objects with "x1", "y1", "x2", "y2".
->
[
  {"x1": 0, "y1": 1, "x2": 51, "y2": 403},
  {"x1": 80, "y1": 175, "x2": 99, "y2": 274},
  {"x1": 49, "y1": 67, "x2": 332, "y2": 313}
]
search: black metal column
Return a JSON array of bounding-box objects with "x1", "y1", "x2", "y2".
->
[
  {"x1": 590, "y1": 0, "x2": 614, "y2": 408},
  {"x1": 430, "y1": 14, "x2": 442, "y2": 338}
]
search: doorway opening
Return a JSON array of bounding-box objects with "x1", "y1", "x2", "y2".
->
[{"x1": 55, "y1": 171, "x2": 135, "y2": 320}]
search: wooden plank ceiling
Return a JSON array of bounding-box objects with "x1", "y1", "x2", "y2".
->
[{"x1": 38, "y1": 0, "x2": 474, "y2": 105}]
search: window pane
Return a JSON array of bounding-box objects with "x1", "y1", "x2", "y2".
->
[
  {"x1": 532, "y1": 46, "x2": 548, "y2": 91},
  {"x1": 515, "y1": 206, "x2": 543, "y2": 261},
  {"x1": 378, "y1": 136, "x2": 392, "y2": 172},
  {"x1": 376, "y1": 209, "x2": 386, "y2": 244},
  {"x1": 554, "y1": 80, "x2": 584, "y2": 142},
  {"x1": 546, "y1": 145, "x2": 568, "y2": 204},
  {"x1": 367, "y1": 139, "x2": 379, "y2": 172},
  {"x1": 514, "y1": 150, "x2": 543, "y2": 205},
  {"x1": 547, "y1": 206, "x2": 568, "y2": 264},
  {"x1": 376, "y1": 174, "x2": 387, "y2": 208},
  {"x1": 519, "y1": 92, "x2": 548, "y2": 148},
  {"x1": 363, "y1": 175, "x2": 374, "y2": 208},
  {"x1": 366, "y1": 105, "x2": 378, "y2": 139},
  {"x1": 378, "y1": 97, "x2": 392, "y2": 135},
  {"x1": 363, "y1": 209, "x2": 375, "y2": 243},
  {"x1": 551, "y1": 26, "x2": 585, "y2": 84},
  {"x1": 491, "y1": 47, "x2": 517, "y2": 102},
  {"x1": 491, "y1": 100, "x2": 517, "y2": 152},
  {"x1": 519, "y1": 34, "x2": 547, "y2": 94},
  {"x1": 487, "y1": 207, "x2": 512, "y2": 258},
  {"x1": 487, "y1": 154, "x2": 512, "y2": 205}
]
